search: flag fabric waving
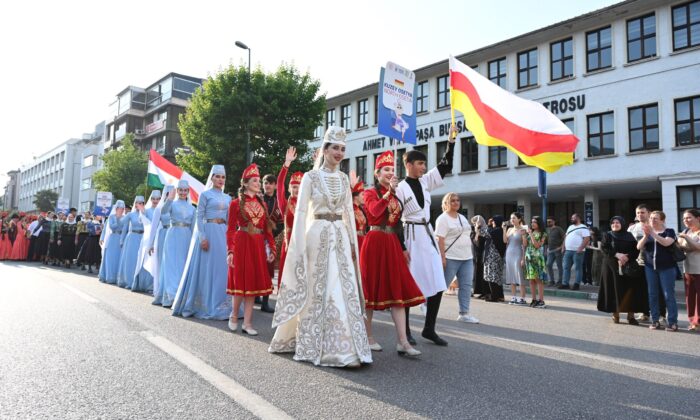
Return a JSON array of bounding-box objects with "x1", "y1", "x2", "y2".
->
[
  {"x1": 147, "y1": 150, "x2": 205, "y2": 204},
  {"x1": 449, "y1": 56, "x2": 578, "y2": 172}
]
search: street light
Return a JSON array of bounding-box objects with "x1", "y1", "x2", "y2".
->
[{"x1": 235, "y1": 40, "x2": 252, "y2": 166}]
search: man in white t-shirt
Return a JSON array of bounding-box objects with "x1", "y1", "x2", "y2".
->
[
  {"x1": 435, "y1": 198, "x2": 478, "y2": 324},
  {"x1": 559, "y1": 213, "x2": 590, "y2": 290}
]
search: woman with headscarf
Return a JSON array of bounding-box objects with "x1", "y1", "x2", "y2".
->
[
  {"x1": 132, "y1": 190, "x2": 162, "y2": 293},
  {"x1": 79, "y1": 214, "x2": 102, "y2": 274},
  {"x1": 35, "y1": 212, "x2": 54, "y2": 265},
  {"x1": 154, "y1": 181, "x2": 195, "y2": 307},
  {"x1": 99, "y1": 200, "x2": 126, "y2": 284},
  {"x1": 57, "y1": 212, "x2": 78, "y2": 268},
  {"x1": 471, "y1": 215, "x2": 490, "y2": 300},
  {"x1": 269, "y1": 126, "x2": 372, "y2": 368},
  {"x1": 117, "y1": 196, "x2": 146, "y2": 289},
  {"x1": 172, "y1": 165, "x2": 232, "y2": 320},
  {"x1": 225, "y1": 163, "x2": 276, "y2": 335},
  {"x1": 484, "y1": 215, "x2": 506, "y2": 302},
  {"x1": 597, "y1": 216, "x2": 648, "y2": 324}
]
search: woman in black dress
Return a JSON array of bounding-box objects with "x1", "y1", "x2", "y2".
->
[
  {"x1": 471, "y1": 215, "x2": 490, "y2": 299},
  {"x1": 597, "y1": 216, "x2": 649, "y2": 324},
  {"x1": 484, "y1": 215, "x2": 506, "y2": 302}
]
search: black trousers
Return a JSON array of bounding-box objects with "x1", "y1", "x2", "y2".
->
[
  {"x1": 405, "y1": 292, "x2": 443, "y2": 336},
  {"x1": 27, "y1": 236, "x2": 37, "y2": 261}
]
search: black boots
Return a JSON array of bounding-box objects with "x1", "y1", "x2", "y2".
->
[
  {"x1": 422, "y1": 293, "x2": 448, "y2": 346},
  {"x1": 405, "y1": 307, "x2": 416, "y2": 345}
]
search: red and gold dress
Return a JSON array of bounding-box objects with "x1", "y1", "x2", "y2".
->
[
  {"x1": 360, "y1": 186, "x2": 425, "y2": 310},
  {"x1": 354, "y1": 204, "x2": 367, "y2": 251},
  {"x1": 226, "y1": 194, "x2": 276, "y2": 297},
  {"x1": 10, "y1": 222, "x2": 28, "y2": 260},
  {"x1": 0, "y1": 220, "x2": 11, "y2": 260},
  {"x1": 276, "y1": 166, "x2": 302, "y2": 288}
]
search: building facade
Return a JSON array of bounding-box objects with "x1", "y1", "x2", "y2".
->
[
  {"x1": 77, "y1": 121, "x2": 106, "y2": 213},
  {"x1": 310, "y1": 0, "x2": 700, "y2": 231},
  {"x1": 2, "y1": 170, "x2": 20, "y2": 210},
  {"x1": 104, "y1": 73, "x2": 203, "y2": 160}
]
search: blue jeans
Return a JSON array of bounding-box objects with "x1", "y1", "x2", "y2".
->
[
  {"x1": 645, "y1": 266, "x2": 678, "y2": 325},
  {"x1": 562, "y1": 250, "x2": 584, "y2": 286},
  {"x1": 546, "y1": 249, "x2": 563, "y2": 284},
  {"x1": 444, "y1": 259, "x2": 474, "y2": 314}
]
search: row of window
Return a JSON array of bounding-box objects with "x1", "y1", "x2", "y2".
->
[
  {"x1": 340, "y1": 93, "x2": 700, "y2": 179},
  {"x1": 319, "y1": 1, "x2": 699, "y2": 135}
]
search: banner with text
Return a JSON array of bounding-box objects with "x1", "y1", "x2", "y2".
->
[
  {"x1": 95, "y1": 191, "x2": 113, "y2": 217},
  {"x1": 55, "y1": 198, "x2": 70, "y2": 215},
  {"x1": 378, "y1": 62, "x2": 417, "y2": 144}
]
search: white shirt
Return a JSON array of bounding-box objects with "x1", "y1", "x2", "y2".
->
[
  {"x1": 28, "y1": 220, "x2": 41, "y2": 237},
  {"x1": 435, "y1": 213, "x2": 473, "y2": 261},
  {"x1": 564, "y1": 224, "x2": 590, "y2": 251},
  {"x1": 628, "y1": 222, "x2": 645, "y2": 240}
]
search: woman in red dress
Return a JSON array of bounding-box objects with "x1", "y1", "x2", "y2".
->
[
  {"x1": 276, "y1": 146, "x2": 302, "y2": 288},
  {"x1": 0, "y1": 213, "x2": 11, "y2": 260},
  {"x1": 360, "y1": 151, "x2": 424, "y2": 357},
  {"x1": 10, "y1": 215, "x2": 29, "y2": 260},
  {"x1": 350, "y1": 178, "x2": 368, "y2": 251},
  {"x1": 226, "y1": 163, "x2": 276, "y2": 336}
]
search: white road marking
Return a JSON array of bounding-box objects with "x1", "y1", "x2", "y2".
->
[
  {"x1": 372, "y1": 317, "x2": 695, "y2": 379},
  {"x1": 60, "y1": 282, "x2": 100, "y2": 304},
  {"x1": 140, "y1": 331, "x2": 293, "y2": 420},
  {"x1": 621, "y1": 404, "x2": 700, "y2": 420}
]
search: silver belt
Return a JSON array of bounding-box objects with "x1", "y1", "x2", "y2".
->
[
  {"x1": 206, "y1": 218, "x2": 227, "y2": 224},
  {"x1": 171, "y1": 222, "x2": 191, "y2": 228},
  {"x1": 130, "y1": 229, "x2": 144, "y2": 234},
  {"x1": 315, "y1": 213, "x2": 343, "y2": 222}
]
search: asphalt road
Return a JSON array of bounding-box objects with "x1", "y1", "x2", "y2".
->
[{"x1": 1, "y1": 261, "x2": 698, "y2": 420}]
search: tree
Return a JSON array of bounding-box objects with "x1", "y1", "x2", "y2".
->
[
  {"x1": 33, "y1": 189, "x2": 58, "y2": 212},
  {"x1": 93, "y1": 135, "x2": 148, "y2": 203},
  {"x1": 177, "y1": 64, "x2": 326, "y2": 192}
]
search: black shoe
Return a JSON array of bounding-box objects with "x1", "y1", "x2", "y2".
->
[
  {"x1": 571, "y1": 284, "x2": 580, "y2": 291},
  {"x1": 557, "y1": 284, "x2": 569, "y2": 289},
  {"x1": 421, "y1": 330, "x2": 448, "y2": 346},
  {"x1": 406, "y1": 334, "x2": 416, "y2": 345},
  {"x1": 87, "y1": 268, "x2": 94, "y2": 274},
  {"x1": 547, "y1": 281, "x2": 556, "y2": 287},
  {"x1": 529, "y1": 299, "x2": 539, "y2": 308},
  {"x1": 254, "y1": 297, "x2": 262, "y2": 304},
  {"x1": 80, "y1": 265, "x2": 86, "y2": 271},
  {"x1": 260, "y1": 302, "x2": 275, "y2": 313}
]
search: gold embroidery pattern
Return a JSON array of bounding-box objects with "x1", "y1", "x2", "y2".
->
[
  {"x1": 321, "y1": 296, "x2": 352, "y2": 355},
  {"x1": 387, "y1": 195, "x2": 400, "y2": 224},
  {"x1": 245, "y1": 199, "x2": 265, "y2": 227}
]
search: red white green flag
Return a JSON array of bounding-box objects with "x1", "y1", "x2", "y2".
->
[{"x1": 147, "y1": 149, "x2": 204, "y2": 204}]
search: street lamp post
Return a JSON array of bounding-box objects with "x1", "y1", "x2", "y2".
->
[{"x1": 235, "y1": 40, "x2": 252, "y2": 166}]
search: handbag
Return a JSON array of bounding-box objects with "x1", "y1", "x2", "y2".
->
[
  {"x1": 621, "y1": 261, "x2": 643, "y2": 277},
  {"x1": 671, "y1": 240, "x2": 687, "y2": 263}
]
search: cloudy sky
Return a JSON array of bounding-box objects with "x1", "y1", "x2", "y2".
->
[{"x1": 0, "y1": 0, "x2": 618, "y2": 187}]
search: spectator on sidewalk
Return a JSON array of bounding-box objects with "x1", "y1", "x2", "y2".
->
[
  {"x1": 471, "y1": 215, "x2": 490, "y2": 300},
  {"x1": 546, "y1": 216, "x2": 565, "y2": 286},
  {"x1": 678, "y1": 209, "x2": 700, "y2": 332},
  {"x1": 637, "y1": 211, "x2": 679, "y2": 332},
  {"x1": 629, "y1": 204, "x2": 666, "y2": 323},
  {"x1": 584, "y1": 227, "x2": 603, "y2": 285},
  {"x1": 560, "y1": 213, "x2": 590, "y2": 290},
  {"x1": 504, "y1": 212, "x2": 527, "y2": 305},
  {"x1": 484, "y1": 216, "x2": 506, "y2": 302},
  {"x1": 525, "y1": 216, "x2": 547, "y2": 308}
]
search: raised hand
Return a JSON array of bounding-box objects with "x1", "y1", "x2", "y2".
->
[
  {"x1": 285, "y1": 146, "x2": 297, "y2": 167},
  {"x1": 349, "y1": 170, "x2": 359, "y2": 188}
]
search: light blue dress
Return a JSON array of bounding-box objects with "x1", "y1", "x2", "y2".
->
[
  {"x1": 154, "y1": 199, "x2": 193, "y2": 307},
  {"x1": 117, "y1": 212, "x2": 145, "y2": 289},
  {"x1": 172, "y1": 189, "x2": 232, "y2": 319},
  {"x1": 99, "y1": 215, "x2": 124, "y2": 284},
  {"x1": 132, "y1": 208, "x2": 155, "y2": 293}
]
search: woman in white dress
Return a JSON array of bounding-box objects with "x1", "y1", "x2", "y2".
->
[{"x1": 269, "y1": 126, "x2": 372, "y2": 368}]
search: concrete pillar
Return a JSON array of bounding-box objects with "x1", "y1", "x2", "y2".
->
[
  {"x1": 517, "y1": 195, "x2": 531, "y2": 225},
  {"x1": 584, "y1": 189, "x2": 599, "y2": 228}
]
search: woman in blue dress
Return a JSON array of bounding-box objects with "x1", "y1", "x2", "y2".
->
[
  {"x1": 172, "y1": 165, "x2": 233, "y2": 319},
  {"x1": 117, "y1": 196, "x2": 146, "y2": 289},
  {"x1": 132, "y1": 190, "x2": 162, "y2": 293},
  {"x1": 99, "y1": 200, "x2": 126, "y2": 284},
  {"x1": 153, "y1": 181, "x2": 194, "y2": 307}
]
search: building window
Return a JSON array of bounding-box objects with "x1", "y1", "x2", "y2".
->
[
  {"x1": 81, "y1": 178, "x2": 92, "y2": 190},
  {"x1": 675, "y1": 95, "x2": 700, "y2": 146},
  {"x1": 488, "y1": 146, "x2": 507, "y2": 168},
  {"x1": 416, "y1": 81, "x2": 429, "y2": 113},
  {"x1": 587, "y1": 112, "x2": 615, "y2": 157},
  {"x1": 341, "y1": 104, "x2": 352, "y2": 129},
  {"x1": 396, "y1": 149, "x2": 406, "y2": 179},
  {"x1": 672, "y1": 1, "x2": 700, "y2": 51},
  {"x1": 437, "y1": 75, "x2": 450, "y2": 109},
  {"x1": 627, "y1": 13, "x2": 656, "y2": 62},
  {"x1": 340, "y1": 159, "x2": 350, "y2": 175},
  {"x1": 82, "y1": 155, "x2": 96, "y2": 168},
  {"x1": 517, "y1": 48, "x2": 538, "y2": 89},
  {"x1": 357, "y1": 99, "x2": 368, "y2": 128},
  {"x1": 356, "y1": 156, "x2": 367, "y2": 185},
  {"x1": 586, "y1": 26, "x2": 612, "y2": 72},
  {"x1": 550, "y1": 38, "x2": 573, "y2": 81},
  {"x1": 628, "y1": 104, "x2": 659, "y2": 152},
  {"x1": 562, "y1": 118, "x2": 576, "y2": 158},
  {"x1": 488, "y1": 58, "x2": 507, "y2": 88},
  {"x1": 326, "y1": 109, "x2": 336, "y2": 128},
  {"x1": 461, "y1": 137, "x2": 478, "y2": 172},
  {"x1": 80, "y1": 201, "x2": 94, "y2": 212},
  {"x1": 678, "y1": 185, "x2": 700, "y2": 227},
  {"x1": 314, "y1": 125, "x2": 324, "y2": 138}
]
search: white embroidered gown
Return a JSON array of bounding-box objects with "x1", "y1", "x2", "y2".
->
[{"x1": 269, "y1": 167, "x2": 372, "y2": 367}]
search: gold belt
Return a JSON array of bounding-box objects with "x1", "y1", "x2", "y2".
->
[
  {"x1": 369, "y1": 226, "x2": 395, "y2": 234},
  {"x1": 315, "y1": 213, "x2": 343, "y2": 222},
  {"x1": 238, "y1": 225, "x2": 263, "y2": 235},
  {"x1": 357, "y1": 231, "x2": 366, "y2": 237},
  {"x1": 206, "y1": 218, "x2": 227, "y2": 224}
]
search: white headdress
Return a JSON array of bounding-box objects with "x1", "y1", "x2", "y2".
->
[{"x1": 314, "y1": 126, "x2": 347, "y2": 170}]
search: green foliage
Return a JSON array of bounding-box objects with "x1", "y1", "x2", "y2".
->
[
  {"x1": 177, "y1": 63, "x2": 325, "y2": 191},
  {"x1": 33, "y1": 189, "x2": 58, "y2": 212},
  {"x1": 92, "y1": 135, "x2": 148, "y2": 203}
]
